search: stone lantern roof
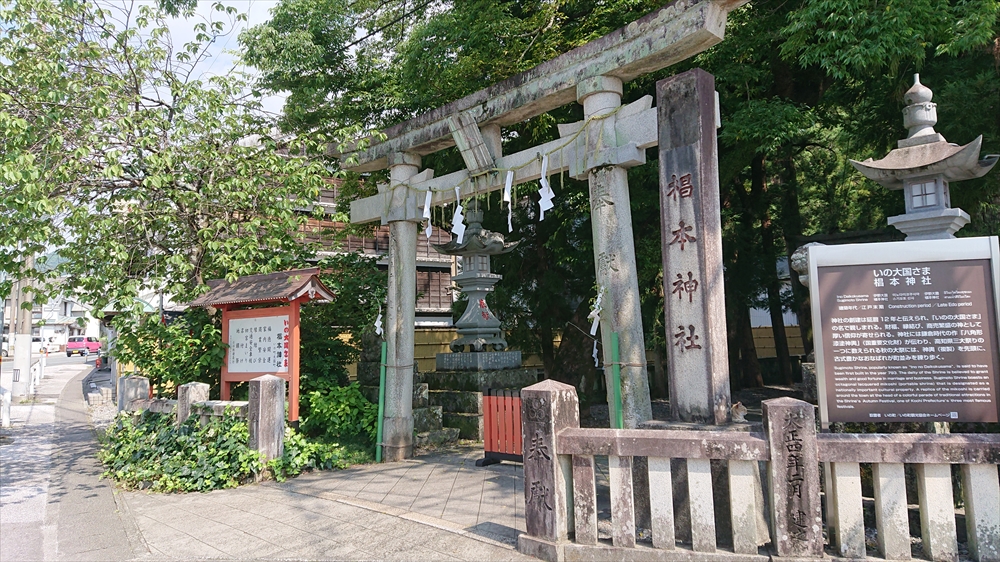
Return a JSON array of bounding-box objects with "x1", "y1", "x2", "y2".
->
[{"x1": 850, "y1": 75, "x2": 998, "y2": 189}]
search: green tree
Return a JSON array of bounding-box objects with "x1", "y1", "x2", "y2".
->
[{"x1": 0, "y1": 0, "x2": 334, "y2": 313}]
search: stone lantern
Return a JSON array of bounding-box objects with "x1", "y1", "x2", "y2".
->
[
  {"x1": 433, "y1": 205, "x2": 522, "y2": 370},
  {"x1": 850, "y1": 74, "x2": 998, "y2": 239}
]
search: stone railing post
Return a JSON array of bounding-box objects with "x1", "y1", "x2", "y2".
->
[
  {"x1": 517, "y1": 379, "x2": 580, "y2": 562},
  {"x1": 763, "y1": 397, "x2": 823, "y2": 558},
  {"x1": 118, "y1": 375, "x2": 150, "y2": 413},
  {"x1": 177, "y1": 382, "x2": 210, "y2": 426},
  {"x1": 248, "y1": 375, "x2": 285, "y2": 461}
]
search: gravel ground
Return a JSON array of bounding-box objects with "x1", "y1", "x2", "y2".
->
[{"x1": 88, "y1": 400, "x2": 119, "y2": 437}]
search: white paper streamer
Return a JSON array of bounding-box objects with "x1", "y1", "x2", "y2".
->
[
  {"x1": 422, "y1": 190, "x2": 433, "y2": 239},
  {"x1": 588, "y1": 287, "x2": 605, "y2": 335},
  {"x1": 451, "y1": 186, "x2": 466, "y2": 244},
  {"x1": 593, "y1": 340, "x2": 599, "y2": 367},
  {"x1": 374, "y1": 309, "x2": 383, "y2": 336},
  {"x1": 503, "y1": 170, "x2": 514, "y2": 233},
  {"x1": 538, "y1": 154, "x2": 555, "y2": 220}
]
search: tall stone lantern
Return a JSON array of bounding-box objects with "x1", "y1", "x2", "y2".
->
[
  {"x1": 433, "y1": 205, "x2": 523, "y2": 371},
  {"x1": 851, "y1": 74, "x2": 998, "y2": 239}
]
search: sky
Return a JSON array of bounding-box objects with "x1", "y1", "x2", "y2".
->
[{"x1": 140, "y1": 0, "x2": 286, "y2": 113}]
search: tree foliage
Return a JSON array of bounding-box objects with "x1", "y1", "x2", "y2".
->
[{"x1": 0, "y1": 0, "x2": 335, "y2": 312}]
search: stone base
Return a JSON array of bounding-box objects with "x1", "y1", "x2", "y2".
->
[
  {"x1": 887, "y1": 208, "x2": 969, "y2": 240},
  {"x1": 443, "y1": 412, "x2": 483, "y2": 439},
  {"x1": 423, "y1": 368, "x2": 539, "y2": 393},
  {"x1": 413, "y1": 427, "x2": 460, "y2": 448},
  {"x1": 517, "y1": 535, "x2": 565, "y2": 562},
  {"x1": 413, "y1": 406, "x2": 443, "y2": 433},
  {"x1": 562, "y1": 543, "x2": 770, "y2": 561},
  {"x1": 436, "y1": 351, "x2": 522, "y2": 371}
]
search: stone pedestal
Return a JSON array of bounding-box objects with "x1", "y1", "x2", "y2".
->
[{"x1": 436, "y1": 351, "x2": 521, "y2": 371}]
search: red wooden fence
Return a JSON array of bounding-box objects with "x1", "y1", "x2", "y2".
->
[{"x1": 476, "y1": 389, "x2": 523, "y2": 466}]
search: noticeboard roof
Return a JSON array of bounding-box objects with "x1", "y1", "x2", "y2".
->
[{"x1": 189, "y1": 268, "x2": 335, "y2": 307}]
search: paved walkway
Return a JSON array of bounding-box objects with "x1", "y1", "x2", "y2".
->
[{"x1": 1, "y1": 365, "x2": 533, "y2": 561}]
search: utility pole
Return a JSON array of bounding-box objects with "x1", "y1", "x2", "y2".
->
[
  {"x1": 2, "y1": 277, "x2": 16, "y2": 426},
  {"x1": 11, "y1": 254, "x2": 34, "y2": 399}
]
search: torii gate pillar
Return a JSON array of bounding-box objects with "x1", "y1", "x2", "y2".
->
[
  {"x1": 383, "y1": 152, "x2": 421, "y2": 461},
  {"x1": 578, "y1": 76, "x2": 653, "y2": 427}
]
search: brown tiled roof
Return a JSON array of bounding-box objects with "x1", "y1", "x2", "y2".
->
[{"x1": 188, "y1": 268, "x2": 335, "y2": 307}]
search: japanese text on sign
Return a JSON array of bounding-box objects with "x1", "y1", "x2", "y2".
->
[
  {"x1": 817, "y1": 259, "x2": 999, "y2": 423},
  {"x1": 227, "y1": 315, "x2": 289, "y2": 373}
]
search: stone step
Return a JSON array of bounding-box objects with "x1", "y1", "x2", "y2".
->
[
  {"x1": 443, "y1": 412, "x2": 483, "y2": 440},
  {"x1": 428, "y1": 390, "x2": 482, "y2": 414},
  {"x1": 422, "y1": 368, "x2": 539, "y2": 392},
  {"x1": 413, "y1": 427, "x2": 460, "y2": 448},
  {"x1": 413, "y1": 406, "x2": 443, "y2": 433},
  {"x1": 360, "y1": 383, "x2": 428, "y2": 408}
]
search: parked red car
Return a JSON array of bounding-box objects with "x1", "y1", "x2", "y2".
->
[{"x1": 66, "y1": 336, "x2": 101, "y2": 357}]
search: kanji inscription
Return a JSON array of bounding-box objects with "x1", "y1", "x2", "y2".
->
[
  {"x1": 668, "y1": 221, "x2": 697, "y2": 251},
  {"x1": 665, "y1": 173, "x2": 694, "y2": 201},
  {"x1": 672, "y1": 272, "x2": 699, "y2": 302}
]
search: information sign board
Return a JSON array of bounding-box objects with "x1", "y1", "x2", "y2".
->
[
  {"x1": 227, "y1": 315, "x2": 289, "y2": 373},
  {"x1": 809, "y1": 237, "x2": 1000, "y2": 424}
]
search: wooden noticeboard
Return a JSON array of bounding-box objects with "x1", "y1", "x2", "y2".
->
[
  {"x1": 220, "y1": 303, "x2": 301, "y2": 420},
  {"x1": 189, "y1": 268, "x2": 335, "y2": 423}
]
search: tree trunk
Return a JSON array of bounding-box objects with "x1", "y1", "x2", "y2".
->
[
  {"x1": 549, "y1": 300, "x2": 598, "y2": 390},
  {"x1": 751, "y1": 154, "x2": 793, "y2": 385},
  {"x1": 780, "y1": 154, "x2": 812, "y2": 357},
  {"x1": 738, "y1": 303, "x2": 763, "y2": 388}
]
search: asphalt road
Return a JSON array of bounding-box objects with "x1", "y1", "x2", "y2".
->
[{"x1": 0, "y1": 352, "x2": 97, "y2": 375}]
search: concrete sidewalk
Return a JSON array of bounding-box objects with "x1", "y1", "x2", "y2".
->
[{"x1": 2, "y1": 365, "x2": 533, "y2": 561}]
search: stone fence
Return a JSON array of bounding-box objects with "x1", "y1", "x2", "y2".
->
[
  {"x1": 518, "y1": 380, "x2": 1000, "y2": 562},
  {"x1": 116, "y1": 374, "x2": 286, "y2": 460}
]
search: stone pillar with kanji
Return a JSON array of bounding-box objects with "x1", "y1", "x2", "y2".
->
[
  {"x1": 658, "y1": 68, "x2": 731, "y2": 424},
  {"x1": 518, "y1": 380, "x2": 579, "y2": 562}
]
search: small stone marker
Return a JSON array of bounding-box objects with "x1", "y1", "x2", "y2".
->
[
  {"x1": 657, "y1": 68, "x2": 731, "y2": 424},
  {"x1": 248, "y1": 375, "x2": 286, "y2": 461},
  {"x1": 177, "y1": 382, "x2": 209, "y2": 426},
  {"x1": 118, "y1": 375, "x2": 149, "y2": 413},
  {"x1": 518, "y1": 380, "x2": 579, "y2": 560},
  {"x1": 763, "y1": 397, "x2": 823, "y2": 557}
]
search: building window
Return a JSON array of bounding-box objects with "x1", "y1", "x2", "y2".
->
[{"x1": 911, "y1": 180, "x2": 937, "y2": 209}]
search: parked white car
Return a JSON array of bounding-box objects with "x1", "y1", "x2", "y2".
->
[{"x1": 1, "y1": 335, "x2": 46, "y2": 356}]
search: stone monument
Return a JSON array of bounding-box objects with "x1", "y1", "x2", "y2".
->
[{"x1": 851, "y1": 74, "x2": 998, "y2": 240}]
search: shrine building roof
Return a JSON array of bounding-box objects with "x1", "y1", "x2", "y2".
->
[{"x1": 189, "y1": 268, "x2": 334, "y2": 307}]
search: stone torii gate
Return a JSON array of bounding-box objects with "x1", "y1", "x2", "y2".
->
[{"x1": 345, "y1": 0, "x2": 747, "y2": 461}]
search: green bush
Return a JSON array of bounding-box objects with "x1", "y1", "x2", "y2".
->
[
  {"x1": 99, "y1": 409, "x2": 372, "y2": 492},
  {"x1": 267, "y1": 428, "x2": 373, "y2": 481},
  {"x1": 300, "y1": 383, "x2": 377, "y2": 443},
  {"x1": 112, "y1": 308, "x2": 226, "y2": 394},
  {"x1": 99, "y1": 410, "x2": 263, "y2": 492}
]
